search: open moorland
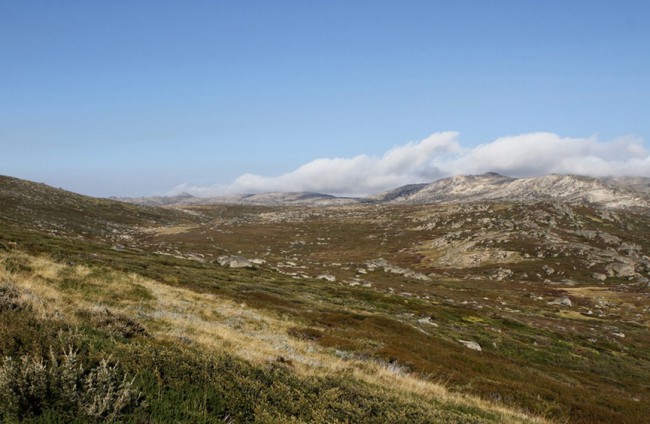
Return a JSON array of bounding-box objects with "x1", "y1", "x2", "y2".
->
[{"x1": 1, "y1": 174, "x2": 649, "y2": 423}]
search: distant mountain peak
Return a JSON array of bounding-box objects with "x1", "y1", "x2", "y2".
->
[
  {"x1": 375, "y1": 173, "x2": 650, "y2": 208},
  {"x1": 482, "y1": 171, "x2": 506, "y2": 177},
  {"x1": 105, "y1": 173, "x2": 650, "y2": 209}
]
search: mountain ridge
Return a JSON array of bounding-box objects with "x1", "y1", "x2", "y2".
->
[
  {"x1": 2, "y1": 172, "x2": 650, "y2": 423},
  {"x1": 113, "y1": 173, "x2": 650, "y2": 209}
]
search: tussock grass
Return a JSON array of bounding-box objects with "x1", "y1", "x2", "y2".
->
[
  {"x1": 0, "y1": 250, "x2": 544, "y2": 423},
  {"x1": 3, "y1": 174, "x2": 650, "y2": 422}
]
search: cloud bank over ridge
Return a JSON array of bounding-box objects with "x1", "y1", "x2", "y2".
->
[{"x1": 172, "y1": 132, "x2": 650, "y2": 196}]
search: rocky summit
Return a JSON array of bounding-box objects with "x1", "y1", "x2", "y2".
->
[
  {"x1": 369, "y1": 173, "x2": 650, "y2": 208},
  {"x1": 117, "y1": 173, "x2": 650, "y2": 209}
]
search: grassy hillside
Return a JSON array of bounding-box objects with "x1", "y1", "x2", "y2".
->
[
  {"x1": 0, "y1": 244, "x2": 540, "y2": 423},
  {"x1": 1, "y1": 176, "x2": 649, "y2": 422},
  {"x1": 0, "y1": 175, "x2": 194, "y2": 241}
]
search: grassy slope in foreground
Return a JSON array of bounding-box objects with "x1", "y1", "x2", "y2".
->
[
  {"x1": 2, "y1": 175, "x2": 650, "y2": 423},
  {"x1": 0, "y1": 246, "x2": 541, "y2": 423}
]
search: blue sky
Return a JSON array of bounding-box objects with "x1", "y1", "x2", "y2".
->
[{"x1": 2, "y1": 1, "x2": 649, "y2": 196}]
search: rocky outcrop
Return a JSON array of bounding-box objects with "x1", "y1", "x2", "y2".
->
[
  {"x1": 548, "y1": 296, "x2": 572, "y2": 307},
  {"x1": 317, "y1": 274, "x2": 336, "y2": 282},
  {"x1": 606, "y1": 262, "x2": 636, "y2": 277},
  {"x1": 216, "y1": 255, "x2": 256, "y2": 269},
  {"x1": 458, "y1": 340, "x2": 482, "y2": 351},
  {"x1": 372, "y1": 173, "x2": 650, "y2": 209},
  {"x1": 365, "y1": 259, "x2": 430, "y2": 281}
]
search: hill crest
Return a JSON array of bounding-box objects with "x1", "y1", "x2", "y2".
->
[{"x1": 111, "y1": 173, "x2": 650, "y2": 209}]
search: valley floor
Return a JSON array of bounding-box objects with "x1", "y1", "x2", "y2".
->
[{"x1": 1, "y1": 181, "x2": 649, "y2": 423}]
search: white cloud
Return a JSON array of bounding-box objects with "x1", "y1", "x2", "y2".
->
[
  {"x1": 170, "y1": 131, "x2": 650, "y2": 196},
  {"x1": 445, "y1": 133, "x2": 649, "y2": 178}
]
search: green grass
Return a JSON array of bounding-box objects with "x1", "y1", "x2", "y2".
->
[
  {"x1": 2, "y1": 178, "x2": 650, "y2": 423},
  {"x1": 2, "y1": 217, "x2": 649, "y2": 423},
  {"x1": 0, "y1": 269, "x2": 508, "y2": 424}
]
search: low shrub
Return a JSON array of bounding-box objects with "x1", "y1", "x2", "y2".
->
[
  {"x1": 0, "y1": 347, "x2": 141, "y2": 422},
  {"x1": 80, "y1": 307, "x2": 148, "y2": 339},
  {"x1": 0, "y1": 280, "x2": 25, "y2": 312},
  {"x1": 287, "y1": 326, "x2": 323, "y2": 341}
]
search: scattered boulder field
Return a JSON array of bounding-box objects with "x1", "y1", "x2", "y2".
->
[{"x1": 1, "y1": 173, "x2": 650, "y2": 423}]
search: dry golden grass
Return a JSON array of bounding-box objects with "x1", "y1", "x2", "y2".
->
[
  {"x1": 417, "y1": 243, "x2": 525, "y2": 268},
  {"x1": 558, "y1": 310, "x2": 599, "y2": 321},
  {"x1": 564, "y1": 286, "x2": 623, "y2": 302},
  {"x1": 564, "y1": 286, "x2": 645, "y2": 313},
  {"x1": 141, "y1": 224, "x2": 199, "y2": 235},
  {"x1": 0, "y1": 250, "x2": 548, "y2": 423}
]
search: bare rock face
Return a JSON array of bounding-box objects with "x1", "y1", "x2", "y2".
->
[{"x1": 217, "y1": 255, "x2": 255, "y2": 269}]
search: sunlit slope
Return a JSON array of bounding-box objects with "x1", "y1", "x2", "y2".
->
[
  {"x1": 0, "y1": 175, "x2": 194, "y2": 239},
  {"x1": 0, "y1": 247, "x2": 542, "y2": 423},
  {"x1": 1, "y1": 174, "x2": 649, "y2": 423}
]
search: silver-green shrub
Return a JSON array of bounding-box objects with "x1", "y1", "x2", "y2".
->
[{"x1": 0, "y1": 347, "x2": 141, "y2": 422}]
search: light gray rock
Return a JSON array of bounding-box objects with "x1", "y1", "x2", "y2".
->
[
  {"x1": 606, "y1": 262, "x2": 636, "y2": 277},
  {"x1": 543, "y1": 265, "x2": 555, "y2": 275},
  {"x1": 317, "y1": 274, "x2": 336, "y2": 282},
  {"x1": 250, "y1": 258, "x2": 266, "y2": 265},
  {"x1": 592, "y1": 273, "x2": 607, "y2": 282},
  {"x1": 598, "y1": 231, "x2": 622, "y2": 245},
  {"x1": 418, "y1": 317, "x2": 439, "y2": 327},
  {"x1": 458, "y1": 340, "x2": 482, "y2": 352},
  {"x1": 548, "y1": 296, "x2": 572, "y2": 307},
  {"x1": 495, "y1": 268, "x2": 513, "y2": 281},
  {"x1": 365, "y1": 259, "x2": 430, "y2": 281},
  {"x1": 217, "y1": 255, "x2": 255, "y2": 269}
]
